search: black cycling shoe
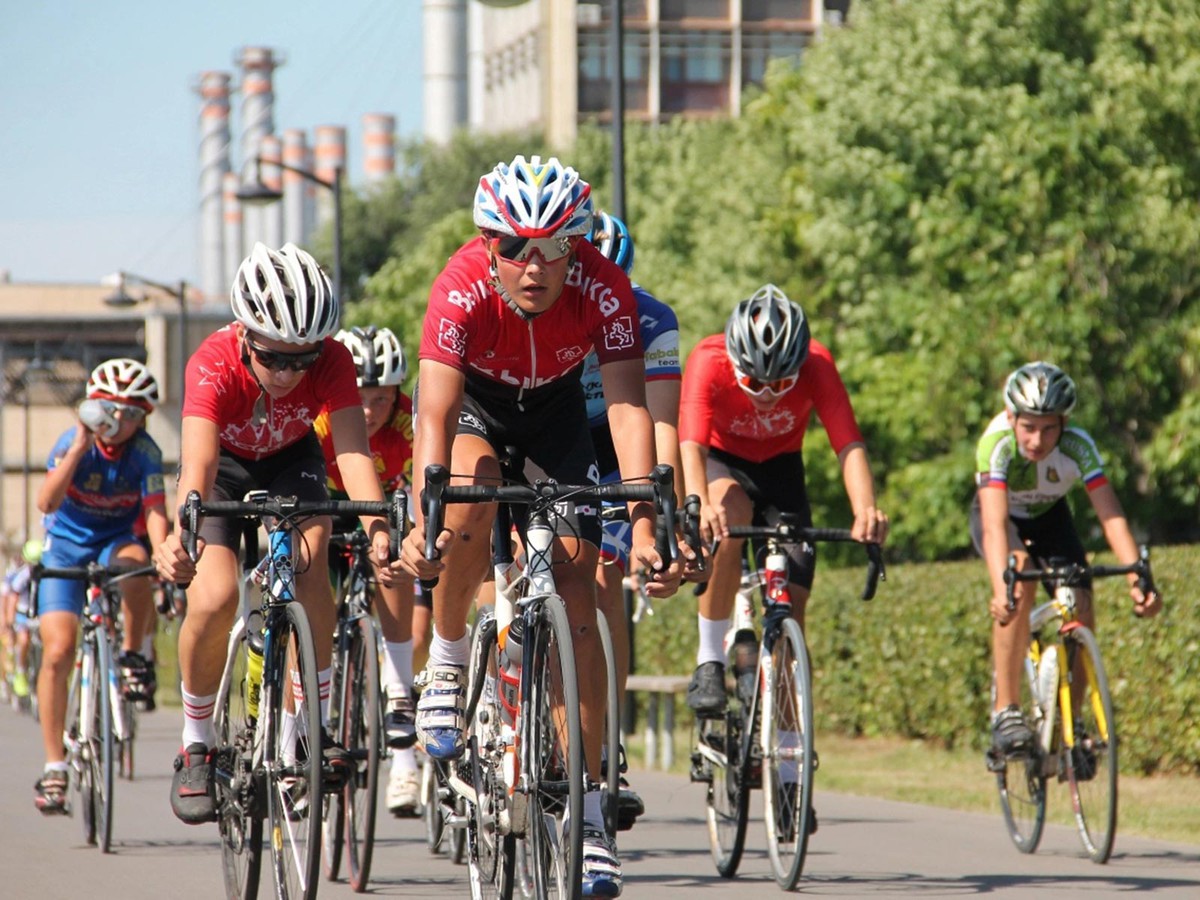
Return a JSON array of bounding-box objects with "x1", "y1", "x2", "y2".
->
[
  {"x1": 119, "y1": 651, "x2": 157, "y2": 706},
  {"x1": 171, "y1": 743, "x2": 217, "y2": 824},
  {"x1": 320, "y1": 732, "x2": 354, "y2": 791},
  {"x1": 991, "y1": 705, "x2": 1034, "y2": 754},
  {"x1": 686, "y1": 662, "x2": 727, "y2": 716}
]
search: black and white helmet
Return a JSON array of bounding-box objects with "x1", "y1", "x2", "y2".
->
[
  {"x1": 230, "y1": 242, "x2": 340, "y2": 343},
  {"x1": 1004, "y1": 361, "x2": 1077, "y2": 416},
  {"x1": 723, "y1": 284, "x2": 811, "y2": 381},
  {"x1": 334, "y1": 326, "x2": 408, "y2": 387},
  {"x1": 87, "y1": 357, "x2": 160, "y2": 409}
]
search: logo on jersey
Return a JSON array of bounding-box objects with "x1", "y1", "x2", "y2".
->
[
  {"x1": 437, "y1": 318, "x2": 468, "y2": 358},
  {"x1": 603, "y1": 316, "x2": 636, "y2": 352},
  {"x1": 1046, "y1": 467, "x2": 1060, "y2": 483},
  {"x1": 557, "y1": 345, "x2": 586, "y2": 364}
]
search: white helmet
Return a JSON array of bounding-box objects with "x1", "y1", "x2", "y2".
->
[
  {"x1": 335, "y1": 326, "x2": 408, "y2": 387},
  {"x1": 230, "y1": 242, "x2": 340, "y2": 343},
  {"x1": 473, "y1": 155, "x2": 594, "y2": 238},
  {"x1": 86, "y1": 357, "x2": 160, "y2": 409}
]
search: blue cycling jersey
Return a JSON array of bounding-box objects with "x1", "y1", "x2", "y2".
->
[
  {"x1": 44, "y1": 428, "x2": 165, "y2": 546},
  {"x1": 582, "y1": 285, "x2": 681, "y2": 428}
]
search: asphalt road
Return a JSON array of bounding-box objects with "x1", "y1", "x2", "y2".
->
[{"x1": 2, "y1": 701, "x2": 1197, "y2": 899}]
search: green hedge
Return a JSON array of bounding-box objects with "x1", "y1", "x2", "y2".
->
[{"x1": 632, "y1": 545, "x2": 1200, "y2": 775}]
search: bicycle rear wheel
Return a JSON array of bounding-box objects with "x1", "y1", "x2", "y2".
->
[
  {"x1": 344, "y1": 617, "x2": 382, "y2": 892},
  {"x1": 596, "y1": 610, "x2": 621, "y2": 836},
  {"x1": 264, "y1": 603, "x2": 323, "y2": 900},
  {"x1": 527, "y1": 599, "x2": 583, "y2": 900},
  {"x1": 216, "y1": 620, "x2": 263, "y2": 900},
  {"x1": 1063, "y1": 626, "x2": 1118, "y2": 863},
  {"x1": 995, "y1": 654, "x2": 1047, "y2": 854},
  {"x1": 423, "y1": 757, "x2": 446, "y2": 853},
  {"x1": 762, "y1": 617, "x2": 815, "y2": 889}
]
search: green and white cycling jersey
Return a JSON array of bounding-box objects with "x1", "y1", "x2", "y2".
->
[{"x1": 974, "y1": 412, "x2": 1109, "y2": 518}]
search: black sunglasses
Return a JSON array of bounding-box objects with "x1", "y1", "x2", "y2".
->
[{"x1": 245, "y1": 338, "x2": 323, "y2": 372}]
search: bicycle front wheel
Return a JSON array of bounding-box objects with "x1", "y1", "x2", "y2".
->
[
  {"x1": 264, "y1": 603, "x2": 323, "y2": 900},
  {"x1": 527, "y1": 599, "x2": 583, "y2": 900},
  {"x1": 596, "y1": 609, "x2": 621, "y2": 836},
  {"x1": 995, "y1": 654, "x2": 1046, "y2": 854},
  {"x1": 343, "y1": 617, "x2": 382, "y2": 892},
  {"x1": 215, "y1": 620, "x2": 263, "y2": 900},
  {"x1": 1063, "y1": 625, "x2": 1118, "y2": 864},
  {"x1": 762, "y1": 617, "x2": 815, "y2": 889},
  {"x1": 87, "y1": 634, "x2": 116, "y2": 853}
]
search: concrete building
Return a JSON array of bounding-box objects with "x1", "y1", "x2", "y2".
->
[
  {"x1": 0, "y1": 283, "x2": 228, "y2": 556},
  {"x1": 428, "y1": 0, "x2": 843, "y2": 147}
]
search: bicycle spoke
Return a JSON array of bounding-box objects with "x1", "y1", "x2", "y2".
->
[
  {"x1": 995, "y1": 650, "x2": 1047, "y2": 854},
  {"x1": 345, "y1": 618, "x2": 381, "y2": 891}
]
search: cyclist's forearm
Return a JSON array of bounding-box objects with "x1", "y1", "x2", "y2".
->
[
  {"x1": 837, "y1": 443, "x2": 877, "y2": 516},
  {"x1": 36, "y1": 443, "x2": 88, "y2": 513},
  {"x1": 145, "y1": 503, "x2": 171, "y2": 549},
  {"x1": 679, "y1": 440, "x2": 710, "y2": 506}
]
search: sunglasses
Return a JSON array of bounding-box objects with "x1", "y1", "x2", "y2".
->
[
  {"x1": 97, "y1": 400, "x2": 147, "y2": 422},
  {"x1": 487, "y1": 233, "x2": 575, "y2": 265},
  {"x1": 734, "y1": 368, "x2": 799, "y2": 398},
  {"x1": 245, "y1": 338, "x2": 323, "y2": 372}
]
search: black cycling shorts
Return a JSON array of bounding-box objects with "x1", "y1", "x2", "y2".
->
[
  {"x1": 969, "y1": 493, "x2": 1091, "y2": 592},
  {"x1": 706, "y1": 448, "x2": 816, "y2": 590}
]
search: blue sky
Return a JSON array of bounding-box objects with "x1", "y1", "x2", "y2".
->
[{"x1": 0, "y1": 0, "x2": 423, "y2": 285}]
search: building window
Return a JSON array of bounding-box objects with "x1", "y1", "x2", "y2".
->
[
  {"x1": 742, "y1": 31, "x2": 808, "y2": 86},
  {"x1": 661, "y1": 0, "x2": 729, "y2": 21},
  {"x1": 579, "y1": 29, "x2": 650, "y2": 116},
  {"x1": 742, "y1": 0, "x2": 813, "y2": 22},
  {"x1": 661, "y1": 30, "x2": 731, "y2": 114}
]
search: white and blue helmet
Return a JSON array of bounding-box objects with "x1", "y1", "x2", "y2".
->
[
  {"x1": 473, "y1": 155, "x2": 594, "y2": 238},
  {"x1": 589, "y1": 211, "x2": 635, "y2": 275}
]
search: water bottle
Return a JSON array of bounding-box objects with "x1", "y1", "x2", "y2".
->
[
  {"x1": 764, "y1": 550, "x2": 790, "y2": 605},
  {"x1": 77, "y1": 399, "x2": 118, "y2": 438},
  {"x1": 1036, "y1": 645, "x2": 1059, "y2": 718},
  {"x1": 244, "y1": 610, "x2": 265, "y2": 720},
  {"x1": 497, "y1": 617, "x2": 524, "y2": 725}
]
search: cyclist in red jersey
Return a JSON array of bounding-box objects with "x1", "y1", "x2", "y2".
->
[
  {"x1": 154, "y1": 243, "x2": 400, "y2": 825},
  {"x1": 314, "y1": 324, "x2": 424, "y2": 816},
  {"x1": 399, "y1": 155, "x2": 683, "y2": 897},
  {"x1": 680, "y1": 285, "x2": 889, "y2": 724}
]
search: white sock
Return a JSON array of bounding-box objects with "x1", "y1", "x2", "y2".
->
[
  {"x1": 429, "y1": 630, "x2": 471, "y2": 668},
  {"x1": 583, "y1": 789, "x2": 605, "y2": 831},
  {"x1": 45, "y1": 761, "x2": 69, "y2": 774},
  {"x1": 181, "y1": 688, "x2": 217, "y2": 748},
  {"x1": 697, "y1": 615, "x2": 730, "y2": 666},
  {"x1": 318, "y1": 667, "x2": 332, "y2": 727},
  {"x1": 382, "y1": 639, "x2": 414, "y2": 692},
  {"x1": 391, "y1": 746, "x2": 418, "y2": 775}
]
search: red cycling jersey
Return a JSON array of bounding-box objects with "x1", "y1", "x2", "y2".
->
[
  {"x1": 183, "y1": 326, "x2": 361, "y2": 460},
  {"x1": 679, "y1": 334, "x2": 864, "y2": 464},
  {"x1": 313, "y1": 394, "x2": 414, "y2": 495},
  {"x1": 419, "y1": 238, "x2": 643, "y2": 394}
]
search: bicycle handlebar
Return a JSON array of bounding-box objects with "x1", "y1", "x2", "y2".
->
[
  {"x1": 418, "y1": 462, "x2": 681, "y2": 591},
  {"x1": 30, "y1": 561, "x2": 159, "y2": 617},
  {"x1": 1003, "y1": 545, "x2": 1155, "y2": 612},
  {"x1": 706, "y1": 523, "x2": 886, "y2": 601}
]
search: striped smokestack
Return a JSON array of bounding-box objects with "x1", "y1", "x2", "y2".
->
[
  {"x1": 423, "y1": 0, "x2": 469, "y2": 145},
  {"x1": 313, "y1": 125, "x2": 346, "y2": 237},
  {"x1": 282, "y1": 128, "x2": 310, "y2": 246},
  {"x1": 195, "y1": 71, "x2": 231, "y2": 302},
  {"x1": 223, "y1": 171, "x2": 243, "y2": 287},
  {"x1": 260, "y1": 134, "x2": 283, "y2": 249},
  {"x1": 362, "y1": 113, "x2": 396, "y2": 188},
  {"x1": 236, "y1": 46, "x2": 282, "y2": 251}
]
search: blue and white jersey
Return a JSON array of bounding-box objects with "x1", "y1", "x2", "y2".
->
[
  {"x1": 44, "y1": 428, "x2": 165, "y2": 546},
  {"x1": 582, "y1": 285, "x2": 681, "y2": 428}
]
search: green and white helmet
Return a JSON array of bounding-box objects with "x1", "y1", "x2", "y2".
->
[{"x1": 1004, "y1": 361, "x2": 1077, "y2": 416}]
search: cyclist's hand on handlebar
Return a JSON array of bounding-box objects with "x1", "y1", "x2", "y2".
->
[
  {"x1": 368, "y1": 529, "x2": 404, "y2": 586},
  {"x1": 990, "y1": 592, "x2": 1015, "y2": 625},
  {"x1": 631, "y1": 537, "x2": 683, "y2": 599},
  {"x1": 156, "y1": 531, "x2": 202, "y2": 585},
  {"x1": 398, "y1": 525, "x2": 452, "y2": 581},
  {"x1": 699, "y1": 502, "x2": 726, "y2": 545},
  {"x1": 1132, "y1": 585, "x2": 1162, "y2": 618},
  {"x1": 852, "y1": 505, "x2": 889, "y2": 544}
]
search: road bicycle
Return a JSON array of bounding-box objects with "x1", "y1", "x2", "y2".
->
[
  {"x1": 417, "y1": 461, "x2": 680, "y2": 900},
  {"x1": 988, "y1": 547, "x2": 1155, "y2": 864},
  {"x1": 31, "y1": 560, "x2": 157, "y2": 853},
  {"x1": 690, "y1": 515, "x2": 884, "y2": 890},
  {"x1": 180, "y1": 490, "x2": 403, "y2": 900},
  {"x1": 321, "y1": 529, "x2": 385, "y2": 893}
]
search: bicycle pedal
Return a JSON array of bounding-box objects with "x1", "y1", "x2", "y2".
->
[{"x1": 984, "y1": 748, "x2": 1008, "y2": 773}]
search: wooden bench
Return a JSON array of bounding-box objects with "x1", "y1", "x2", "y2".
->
[{"x1": 625, "y1": 674, "x2": 691, "y2": 770}]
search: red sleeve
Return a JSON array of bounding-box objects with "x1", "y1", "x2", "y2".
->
[
  {"x1": 678, "y1": 336, "x2": 723, "y2": 446},
  {"x1": 576, "y1": 243, "x2": 643, "y2": 366},
  {"x1": 806, "y1": 342, "x2": 864, "y2": 454},
  {"x1": 315, "y1": 340, "x2": 363, "y2": 414},
  {"x1": 420, "y1": 240, "x2": 493, "y2": 371}
]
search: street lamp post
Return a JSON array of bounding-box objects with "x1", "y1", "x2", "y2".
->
[
  {"x1": 237, "y1": 156, "x2": 344, "y2": 301},
  {"x1": 103, "y1": 273, "x2": 189, "y2": 404}
]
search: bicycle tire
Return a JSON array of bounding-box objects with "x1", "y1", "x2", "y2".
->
[
  {"x1": 423, "y1": 758, "x2": 447, "y2": 853},
  {"x1": 119, "y1": 701, "x2": 137, "y2": 781},
  {"x1": 92, "y1": 633, "x2": 116, "y2": 853},
  {"x1": 761, "y1": 617, "x2": 815, "y2": 889},
  {"x1": 66, "y1": 640, "x2": 95, "y2": 844},
  {"x1": 344, "y1": 616, "x2": 382, "y2": 892},
  {"x1": 216, "y1": 618, "x2": 264, "y2": 900},
  {"x1": 596, "y1": 610, "x2": 621, "y2": 837},
  {"x1": 995, "y1": 652, "x2": 1047, "y2": 854},
  {"x1": 701, "y1": 643, "x2": 751, "y2": 878},
  {"x1": 321, "y1": 627, "x2": 346, "y2": 883},
  {"x1": 264, "y1": 603, "x2": 323, "y2": 900},
  {"x1": 1063, "y1": 625, "x2": 1118, "y2": 864},
  {"x1": 527, "y1": 598, "x2": 584, "y2": 900},
  {"x1": 466, "y1": 616, "x2": 515, "y2": 900}
]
